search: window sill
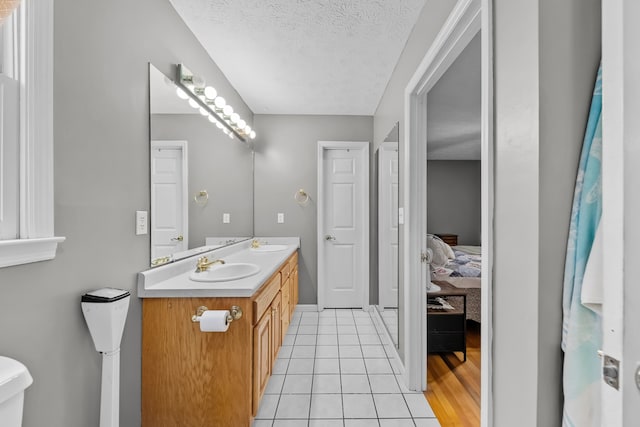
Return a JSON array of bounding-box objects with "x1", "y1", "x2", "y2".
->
[{"x1": 0, "y1": 237, "x2": 65, "y2": 268}]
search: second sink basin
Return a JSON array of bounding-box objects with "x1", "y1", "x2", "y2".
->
[
  {"x1": 190, "y1": 263, "x2": 261, "y2": 282},
  {"x1": 250, "y1": 244, "x2": 288, "y2": 252}
]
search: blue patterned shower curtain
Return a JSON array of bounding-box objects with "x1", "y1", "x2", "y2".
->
[{"x1": 562, "y1": 65, "x2": 602, "y2": 427}]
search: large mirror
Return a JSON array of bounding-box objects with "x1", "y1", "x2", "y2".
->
[
  {"x1": 148, "y1": 63, "x2": 254, "y2": 266},
  {"x1": 376, "y1": 122, "x2": 400, "y2": 347}
]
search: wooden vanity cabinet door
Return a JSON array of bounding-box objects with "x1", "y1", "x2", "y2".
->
[
  {"x1": 253, "y1": 310, "x2": 272, "y2": 415},
  {"x1": 281, "y1": 278, "x2": 290, "y2": 335},
  {"x1": 271, "y1": 291, "x2": 282, "y2": 360},
  {"x1": 291, "y1": 265, "x2": 299, "y2": 317}
]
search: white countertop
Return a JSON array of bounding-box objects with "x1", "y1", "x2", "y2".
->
[{"x1": 138, "y1": 237, "x2": 300, "y2": 298}]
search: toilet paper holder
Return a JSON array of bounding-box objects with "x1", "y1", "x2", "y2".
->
[{"x1": 191, "y1": 306, "x2": 243, "y2": 324}]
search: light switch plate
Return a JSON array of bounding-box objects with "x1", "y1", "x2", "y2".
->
[
  {"x1": 223, "y1": 213, "x2": 231, "y2": 223},
  {"x1": 277, "y1": 213, "x2": 285, "y2": 223},
  {"x1": 136, "y1": 211, "x2": 148, "y2": 235}
]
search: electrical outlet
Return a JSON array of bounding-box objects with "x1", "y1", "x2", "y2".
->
[
  {"x1": 223, "y1": 213, "x2": 231, "y2": 223},
  {"x1": 277, "y1": 213, "x2": 284, "y2": 224},
  {"x1": 136, "y1": 211, "x2": 148, "y2": 235}
]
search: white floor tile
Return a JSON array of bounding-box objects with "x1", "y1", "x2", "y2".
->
[
  {"x1": 340, "y1": 358, "x2": 367, "y2": 374},
  {"x1": 342, "y1": 394, "x2": 377, "y2": 419},
  {"x1": 265, "y1": 374, "x2": 286, "y2": 394},
  {"x1": 310, "y1": 420, "x2": 344, "y2": 427},
  {"x1": 395, "y1": 375, "x2": 421, "y2": 394},
  {"x1": 368, "y1": 375, "x2": 401, "y2": 394},
  {"x1": 295, "y1": 335, "x2": 317, "y2": 346},
  {"x1": 352, "y1": 310, "x2": 371, "y2": 318},
  {"x1": 341, "y1": 374, "x2": 371, "y2": 394},
  {"x1": 319, "y1": 309, "x2": 337, "y2": 317},
  {"x1": 359, "y1": 334, "x2": 381, "y2": 345},
  {"x1": 283, "y1": 335, "x2": 296, "y2": 346},
  {"x1": 273, "y1": 359, "x2": 289, "y2": 375},
  {"x1": 354, "y1": 317, "x2": 375, "y2": 325},
  {"x1": 365, "y1": 359, "x2": 393, "y2": 374},
  {"x1": 288, "y1": 359, "x2": 315, "y2": 374},
  {"x1": 291, "y1": 346, "x2": 316, "y2": 359},
  {"x1": 252, "y1": 419, "x2": 274, "y2": 427},
  {"x1": 310, "y1": 394, "x2": 343, "y2": 419},
  {"x1": 378, "y1": 419, "x2": 415, "y2": 427},
  {"x1": 403, "y1": 394, "x2": 436, "y2": 418},
  {"x1": 275, "y1": 394, "x2": 311, "y2": 419},
  {"x1": 282, "y1": 374, "x2": 313, "y2": 394},
  {"x1": 373, "y1": 394, "x2": 411, "y2": 418},
  {"x1": 256, "y1": 394, "x2": 279, "y2": 419},
  {"x1": 338, "y1": 325, "x2": 358, "y2": 334},
  {"x1": 318, "y1": 325, "x2": 338, "y2": 334},
  {"x1": 316, "y1": 335, "x2": 339, "y2": 346},
  {"x1": 273, "y1": 420, "x2": 308, "y2": 427},
  {"x1": 336, "y1": 310, "x2": 354, "y2": 318},
  {"x1": 344, "y1": 420, "x2": 380, "y2": 427},
  {"x1": 319, "y1": 318, "x2": 337, "y2": 325},
  {"x1": 338, "y1": 335, "x2": 360, "y2": 346},
  {"x1": 356, "y1": 325, "x2": 378, "y2": 335},
  {"x1": 312, "y1": 374, "x2": 341, "y2": 394},
  {"x1": 314, "y1": 358, "x2": 340, "y2": 374},
  {"x1": 337, "y1": 318, "x2": 356, "y2": 325},
  {"x1": 339, "y1": 345, "x2": 363, "y2": 358},
  {"x1": 278, "y1": 346, "x2": 294, "y2": 359},
  {"x1": 300, "y1": 317, "x2": 320, "y2": 325},
  {"x1": 315, "y1": 345, "x2": 339, "y2": 358},
  {"x1": 413, "y1": 419, "x2": 441, "y2": 427},
  {"x1": 361, "y1": 346, "x2": 387, "y2": 358},
  {"x1": 297, "y1": 325, "x2": 319, "y2": 335}
]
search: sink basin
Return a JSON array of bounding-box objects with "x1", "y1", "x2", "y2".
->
[
  {"x1": 190, "y1": 263, "x2": 260, "y2": 282},
  {"x1": 249, "y1": 244, "x2": 288, "y2": 252}
]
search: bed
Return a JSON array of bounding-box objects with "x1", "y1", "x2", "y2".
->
[{"x1": 431, "y1": 244, "x2": 482, "y2": 323}]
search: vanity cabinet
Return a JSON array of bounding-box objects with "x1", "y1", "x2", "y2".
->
[{"x1": 142, "y1": 251, "x2": 298, "y2": 427}]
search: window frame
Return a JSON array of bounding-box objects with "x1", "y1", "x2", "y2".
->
[{"x1": 0, "y1": 0, "x2": 64, "y2": 269}]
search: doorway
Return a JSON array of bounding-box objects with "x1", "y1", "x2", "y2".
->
[
  {"x1": 403, "y1": 0, "x2": 493, "y2": 425},
  {"x1": 317, "y1": 141, "x2": 370, "y2": 310}
]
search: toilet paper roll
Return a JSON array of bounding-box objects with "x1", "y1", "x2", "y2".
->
[{"x1": 199, "y1": 310, "x2": 230, "y2": 332}]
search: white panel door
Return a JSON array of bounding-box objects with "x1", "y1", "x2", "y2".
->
[
  {"x1": 378, "y1": 143, "x2": 399, "y2": 308},
  {"x1": 322, "y1": 147, "x2": 366, "y2": 308},
  {"x1": 0, "y1": 75, "x2": 19, "y2": 239},
  {"x1": 151, "y1": 141, "x2": 187, "y2": 260}
]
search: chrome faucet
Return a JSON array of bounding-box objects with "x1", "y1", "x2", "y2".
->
[{"x1": 195, "y1": 256, "x2": 225, "y2": 272}]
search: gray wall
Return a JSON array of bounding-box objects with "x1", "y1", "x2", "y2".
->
[
  {"x1": 253, "y1": 114, "x2": 373, "y2": 305},
  {"x1": 493, "y1": 0, "x2": 601, "y2": 425},
  {"x1": 151, "y1": 114, "x2": 254, "y2": 247},
  {"x1": 0, "y1": 0, "x2": 252, "y2": 426},
  {"x1": 427, "y1": 161, "x2": 481, "y2": 245},
  {"x1": 373, "y1": 0, "x2": 458, "y2": 361}
]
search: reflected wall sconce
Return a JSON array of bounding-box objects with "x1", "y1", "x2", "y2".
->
[
  {"x1": 294, "y1": 189, "x2": 310, "y2": 206},
  {"x1": 174, "y1": 63, "x2": 256, "y2": 142},
  {"x1": 0, "y1": 0, "x2": 21, "y2": 23}
]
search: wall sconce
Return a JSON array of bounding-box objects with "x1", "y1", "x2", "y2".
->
[
  {"x1": 0, "y1": 0, "x2": 21, "y2": 23},
  {"x1": 174, "y1": 64, "x2": 256, "y2": 142}
]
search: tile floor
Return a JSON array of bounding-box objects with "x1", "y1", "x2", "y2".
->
[{"x1": 253, "y1": 309, "x2": 440, "y2": 427}]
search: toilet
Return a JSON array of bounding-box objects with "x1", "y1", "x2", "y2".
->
[{"x1": 0, "y1": 356, "x2": 33, "y2": 426}]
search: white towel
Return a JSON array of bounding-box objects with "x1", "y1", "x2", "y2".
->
[{"x1": 581, "y1": 224, "x2": 603, "y2": 315}]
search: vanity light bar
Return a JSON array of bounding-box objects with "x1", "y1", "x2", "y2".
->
[{"x1": 175, "y1": 63, "x2": 256, "y2": 142}]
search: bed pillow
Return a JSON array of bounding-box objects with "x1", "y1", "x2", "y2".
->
[{"x1": 427, "y1": 235, "x2": 453, "y2": 266}]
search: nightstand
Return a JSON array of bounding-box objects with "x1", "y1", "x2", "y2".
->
[
  {"x1": 427, "y1": 281, "x2": 467, "y2": 361},
  {"x1": 434, "y1": 233, "x2": 458, "y2": 246}
]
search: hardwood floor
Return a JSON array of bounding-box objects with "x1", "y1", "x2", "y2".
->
[{"x1": 425, "y1": 321, "x2": 481, "y2": 427}]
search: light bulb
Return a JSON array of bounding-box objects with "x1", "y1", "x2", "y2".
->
[
  {"x1": 244, "y1": 125, "x2": 252, "y2": 135},
  {"x1": 204, "y1": 86, "x2": 217, "y2": 100},
  {"x1": 214, "y1": 97, "x2": 226, "y2": 110},
  {"x1": 237, "y1": 119, "x2": 246, "y2": 130},
  {"x1": 223, "y1": 105, "x2": 234, "y2": 117},
  {"x1": 188, "y1": 98, "x2": 200, "y2": 109},
  {"x1": 208, "y1": 115, "x2": 218, "y2": 124},
  {"x1": 249, "y1": 131, "x2": 256, "y2": 139},
  {"x1": 222, "y1": 128, "x2": 229, "y2": 135},
  {"x1": 216, "y1": 122, "x2": 224, "y2": 129},
  {"x1": 199, "y1": 107, "x2": 209, "y2": 116},
  {"x1": 230, "y1": 113, "x2": 240, "y2": 124},
  {"x1": 176, "y1": 87, "x2": 189, "y2": 100}
]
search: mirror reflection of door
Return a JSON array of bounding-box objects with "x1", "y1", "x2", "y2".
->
[
  {"x1": 150, "y1": 141, "x2": 188, "y2": 261},
  {"x1": 375, "y1": 123, "x2": 400, "y2": 347}
]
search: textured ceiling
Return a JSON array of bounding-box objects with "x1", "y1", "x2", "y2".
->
[
  {"x1": 427, "y1": 32, "x2": 481, "y2": 160},
  {"x1": 168, "y1": 0, "x2": 425, "y2": 115}
]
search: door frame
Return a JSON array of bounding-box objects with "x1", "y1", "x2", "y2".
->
[
  {"x1": 317, "y1": 140, "x2": 370, "y2": 311},
  {"x1": 403, "y1": 0, "x2": 493, "y2": 425},
  {"x1": 378, "y1": 141, "x2": 399, "y2": 309},
  {"x1": 150, "y1": 140, "x2": 189, "y2": 261}
]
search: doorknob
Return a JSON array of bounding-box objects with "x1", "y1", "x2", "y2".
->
[
  {"x1": 325, "y1": 235, "x2": 336, "y2": 241},
  {"x1": 171, "y1": 235, "x2": 184, "y2": 242}
]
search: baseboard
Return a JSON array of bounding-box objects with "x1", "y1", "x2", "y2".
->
[{"x1": 294, "y1": 304, "x2": 318, "y2": 312}]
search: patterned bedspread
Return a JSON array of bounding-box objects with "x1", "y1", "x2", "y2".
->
[{"x1": 433, "y1": 249, "x2": 481, "y2": 278}]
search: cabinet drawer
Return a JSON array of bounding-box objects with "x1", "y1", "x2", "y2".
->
[
  {"x1": 427, "y1": 314, "x2": 465, "y2": 333},
  {"x1": 253, "y1": 273, "x2": 281, "y2": 324},
  {"x1": 428, "y1": 332, "x2": 465, "y2": 352}
]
